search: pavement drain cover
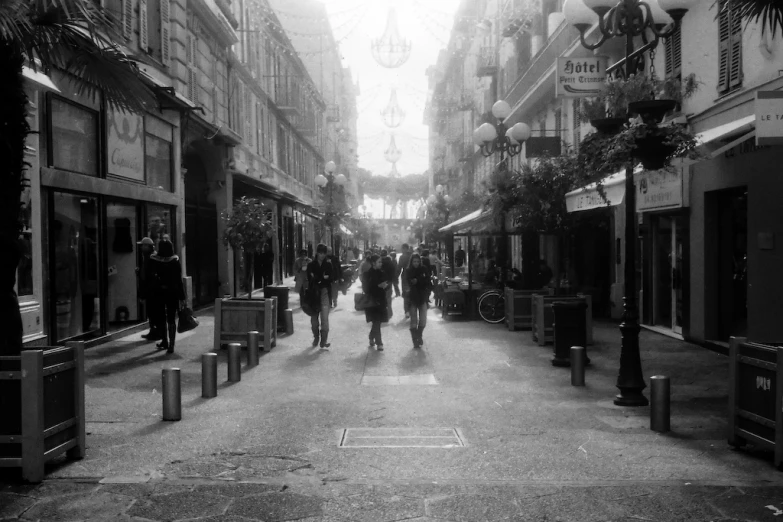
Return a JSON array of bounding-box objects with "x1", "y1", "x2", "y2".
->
[
  {"x1": 339, "y1": 428, "x2": 465, "y2": 448},
  {"x1": 361, "y1": 374, "x2": 438, "y2": 385}
]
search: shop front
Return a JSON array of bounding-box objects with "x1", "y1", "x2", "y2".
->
[
  {"x1": 38, "y1": 77, "x2": 181, "y2": 344},
  {"x1": 636, "y1": 167, "x2": 689, "y2": 339}
]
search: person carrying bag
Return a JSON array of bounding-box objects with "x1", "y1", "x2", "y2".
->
[
  {"x1": 362, "y1": 254, "x2": 390, "y2": 350},
  {"x1": 149, "y1": 239, "x2": 186, "y2": 354}
]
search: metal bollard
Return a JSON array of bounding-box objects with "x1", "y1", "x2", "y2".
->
[
  {"x1": 228, "y1": 343, "x2": 242, "y2": 382},
  {"x1": 650, "y1": 375, "x2": 670, "y2": 433},
  {"x1": 570, "y1": 346, "x2": 586, "y2": 386},
  {"x1": 284, "y1": 309, "x2": 294, "y2": 335},
  {"x1": 202, "y1": 353, "x2": 218, "y2": 398},
  {"x1": 162, "y1": 368, "x2": 181, "y2": 421},
  {"x1": 247, "y1": 331, "x2": 260, "y2": 367}
]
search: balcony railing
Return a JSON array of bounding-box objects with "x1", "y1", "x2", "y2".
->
[{"x1": 476, "y1": 47, "x2": 498, "y2": 77}]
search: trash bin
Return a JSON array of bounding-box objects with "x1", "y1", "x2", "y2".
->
[
  {"x1": 263, "y1": 285, "x2": 289, "y2": 332},
  {"x1": 551, "y1": 301, "x2": 589, "y2": 367}
]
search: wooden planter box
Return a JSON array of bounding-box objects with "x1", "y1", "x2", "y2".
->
[
  {"x1": 728, "y1": 337, "x2": 783, "y2": 468},
  {"x1": 531, "y1": 294, "x2": 593, "y2": 346},
  {"x1": 0, "y1": 341, "x2": 86, "y2": 483},
  {"x1": 505, "y1": 288, "x2": 553, "y2": 331},
  {"x1": 214, "y1": 297, "x2": 277, "y2": 352}
]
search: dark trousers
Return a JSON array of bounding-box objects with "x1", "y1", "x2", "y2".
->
[
  {"x1": 147, "y1": 297, "x2": 164, "y2": 332},
  {"x1": 369, "y1": 320, "x2": 382, "y2": 345},
  {"x1": 393, "y1": 281, "x2": 401, "y2": 297},
  {"x1": 160, "y1": 296, "x2": 179, "y2": 326}
]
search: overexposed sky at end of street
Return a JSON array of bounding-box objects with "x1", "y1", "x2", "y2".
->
[{"x1": 319, "y1": 0, "x2": 460, "y2": 179}]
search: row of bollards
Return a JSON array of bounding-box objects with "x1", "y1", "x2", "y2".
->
[
  {"x1": 162, "y1": 330, "x2": 264, "y2": 421},
  {"x1": 566, "y1": 345, "x2": 670, "y2": 433}
]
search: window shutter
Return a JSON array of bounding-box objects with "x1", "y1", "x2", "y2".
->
[
  {"x1": 139, "y1": 0, "x2": 148, "y2": 52},
  {"x1": 717, "y1": 0, "x2": 731, "y2": 92},
  {"x1": 188, "y1": 69, "x2": 197, "y2": 103},
  {"x1": 123, "y1": 0, "x2": 133, "y2": 39},
  {"x1": 160, "y1": 0, "x2": 171, "y2": 64},
  {"x1": 664, "y1": 25, "x2": 681, "y2": 78},
  {"x1": 728, "y1": 2, "x2": 743, "y2": 89}
]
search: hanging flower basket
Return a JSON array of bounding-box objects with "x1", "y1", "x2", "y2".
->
[
  {"x1": 589, "y1": 118, "x2": 627, "y2": 135},
  {"x1": 632, "y1": 135, "x2": 677, "y2": 170},
  {"x1": 627, "y1": 100, "x2": 678, "y2": 125}
]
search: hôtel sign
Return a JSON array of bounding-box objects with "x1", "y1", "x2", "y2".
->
[
  {"x1": 756, "y1": 91, "x2": 783, "y2": 146},
  {"x1": 556, "y1": 57, "x2": 608, "y2": 98}
]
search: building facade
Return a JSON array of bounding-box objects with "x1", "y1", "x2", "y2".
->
[
  {"x1": 18, "y1": 0, "x2": 354, "y2": 346},
  {"x1": 427, "y1": 0, "x2": 783, "y2": 346}
]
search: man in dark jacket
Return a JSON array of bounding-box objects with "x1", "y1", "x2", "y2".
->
[
  {"x1": 326, "y1": 246, "x2": 342, "y2": 308},
  {"x1": 396, "y1": 244, "x2": 412, "y2": 319},
  {"x1": 380, "y1": 249, "x2": 396, "y2": 319},
  {"x1": 307, "y1": 244, "x2": 333, "y2": 348}
]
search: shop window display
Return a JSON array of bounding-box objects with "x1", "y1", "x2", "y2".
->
[
  {"x1": 107, "y1": 202, "x2": 141, "y2": 331},
  {"x1": 145, "y1": 134, "x2": 172, "y2": 191},
  {"x1": 52, "y1": 193, "x2": 101, "y2": 341}
]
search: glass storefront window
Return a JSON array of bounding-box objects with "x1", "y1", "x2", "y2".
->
[
  {"x1": 51, "y1": 98, "x2": 98, "y2": 176},
  {"x1": 146, "y1": 204, "x2": 173, "y2": 251},
  {"x1": 17, "y1": 177, "x2": 33, "y2": 297},
  {"x1": 52, "y1": 193, "x2": 101, "y2": 341},
  {"x1": 145, "y1": 134, "x2": 172, "y2": 191}
]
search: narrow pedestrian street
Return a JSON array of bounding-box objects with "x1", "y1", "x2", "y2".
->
[{"x1": 2, "y1": 281, "x2": 782, "y2": 521}]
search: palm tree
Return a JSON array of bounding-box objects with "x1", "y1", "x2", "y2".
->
[
  {"x1": 727, "y1": 0, "x2": 783, "y2": 36},
  {"x1": 1, "y1": 0, "x2": 157, "y2": 355}
]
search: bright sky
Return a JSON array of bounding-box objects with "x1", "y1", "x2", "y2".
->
[
  {"x1": 319, "y1": 0, "x2": 459, "y2": 217},
  {"x1": 320, "y1": 0, "x2": 459, "y2": 176}
]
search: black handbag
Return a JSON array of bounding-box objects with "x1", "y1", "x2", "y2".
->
[
  {"x1": 177, "y1": 307, "x2": 199, "y2": 333},
  {"x1": 354, "y1": 293, "x2": 379, "y2": 311},
  {"x1": 301, "y1": 286, "x2": 318, "y2": 317}
]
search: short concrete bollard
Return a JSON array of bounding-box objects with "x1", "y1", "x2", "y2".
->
[
  {"x1": 228, "y1": 343, "x2": 242, "y2": 382},
  {"x1": 650, "y1": 375, "x2": 671, "y2": 433},
  {"x1": 247, "y1": 331, "x2": 260, "y2": 367},
  {"x1": 284, "y1": 309, "x2": 294, "y2": 335},
  {"x1": 162, "y1": 368, "x2": 181, "y2": 421},
  {"x1": 570, "y1": 346, "x2": 586, "y2": 386},
  {"x1": 202, "y1": 353, "x2": 218, "y2": 398}
]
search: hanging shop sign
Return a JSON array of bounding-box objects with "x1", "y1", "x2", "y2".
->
[
  {"x1": 635, "y1": 168, "x2": 684, "y2": 212},
  {"x1": 555, "y1": 56, "x2": 608, "y2": 98},
  {"x1": 755, "y1": 91, "x2": 783, "y2": 146},
  {"x1": 107, "y1": 109, "x2": 144, "y2": 182}
]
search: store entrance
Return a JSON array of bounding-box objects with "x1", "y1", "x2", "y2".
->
[
  {"x1": 184, "y1": 153, "x2": 219, "y2": 307},
  {"x1": 651, "y1": 215, "x2": 686, "y2": 334},
  {"x1": 716, "y1": 188, "x2": 748, "y2": 340}
]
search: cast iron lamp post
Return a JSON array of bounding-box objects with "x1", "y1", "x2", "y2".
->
[
  {"x1": 315, "y1": 160, "x2": 347, "y2": 252},
  {"x1": 473, "y1": 100, "x2": 531, "y2": 165},
  {"x1": 563, "y1": 0, "x2": 697, "y2": 406}
]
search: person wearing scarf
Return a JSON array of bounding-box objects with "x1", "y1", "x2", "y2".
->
[{"x1": 406, "y1": 253, "x2": 432, "y2": 348}]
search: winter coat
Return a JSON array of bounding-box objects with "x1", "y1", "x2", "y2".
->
[
  {"x1": 306, "y1": 258, "x2": 334, "y2": 310},
  {"x1": 381, "y1": 256, "x2": 396, "y2": 283},
  {"x1": 397, "y1": 251, "x2": 412, "y2": 291},
  {"x1": 362, "y1": 267, "x2": 389, "y2": 324},
  {"x1": 406, "y1": 265, "x2": 432, "y2": 307},
  {"x1": 149, "y1": 254, "x2": 186, "y2": 301}
]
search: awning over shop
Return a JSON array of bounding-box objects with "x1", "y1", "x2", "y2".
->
[
  {"x1": 695, "y1": 115, "x2": 755, "y2": 158},
  {"x1": 22, "y1": 66, "x2": 59, "y2": 92},
  {"x1": 565, "y1": 170, "x2": 626, "y2": 213},
  {"x1": 439, "y1": 208, "x2": 494, "y2": 234},
  {"x1": 339, "y1": 224, "x2": 354, "y2": 236}
]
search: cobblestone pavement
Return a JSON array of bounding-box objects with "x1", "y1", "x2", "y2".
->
[{"x1": 2, "y1": 280, "x2": 782, "y2": 521}]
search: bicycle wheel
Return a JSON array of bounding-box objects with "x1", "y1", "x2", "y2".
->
[{"x1": 478, "y1": 291, "x2": 505, "y2": 324}]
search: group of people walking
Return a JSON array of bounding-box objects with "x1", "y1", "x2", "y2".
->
[
  {"x1": 137, "y1": 238, "x2": 187, "y2": 354},
  {"x1": 298, "y1": 242, "x2": 433, "y2": 351}
]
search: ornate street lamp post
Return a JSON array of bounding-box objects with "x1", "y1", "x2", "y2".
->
[
  {"x1": 563, "y1": 0, "x2": 698, "y2": 406},
  {"x1": 473, "y1": 100, "x2": 531, "y2": 277},
  {"x1": 315, "y1": 160, "x2": 347, "y2": 252}
]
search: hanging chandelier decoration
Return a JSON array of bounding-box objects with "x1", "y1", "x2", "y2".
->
[
  {"x1": 380, "y1": 88, "x2": 406, "y2": 128},
  {"x1": 383, "y1": 134, "x2": 403, "y2": 164},
  {"x1": 371, "y1": 7, "x2": 412, "y2": 68}
]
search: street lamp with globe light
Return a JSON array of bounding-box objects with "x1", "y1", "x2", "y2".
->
[
  {"x1": 563, "y1": 0, "x2": 698, "y2": 407},
  {"x1": 473, "y1": 100, "x2": 531, "y2": 165},
  {"x1": 315, "y1": 160, "x2": 348, "y2": 251}
]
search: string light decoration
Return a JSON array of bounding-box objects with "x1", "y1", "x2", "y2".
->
[
  {"x1": 380, "y1": 88, "x2": 406, "y2": 128},
  {"x1": 371, "y1": 7, "x2": 412, "y2": 68},
  {"x1": 383, "y1": 134, "x2": 402, "y2": 164}
]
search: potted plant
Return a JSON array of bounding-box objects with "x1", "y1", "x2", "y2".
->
[
  {"x1": 221, "y1": 196, "x2": 274, "y2": 298},
  {"x1": 621, "y1": 117, "x2": 699, "y2": 170}
]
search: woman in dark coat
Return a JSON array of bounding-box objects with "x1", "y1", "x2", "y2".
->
[
  {"x1": 405, "y1": 253, "x2": 432, "y2": 348},
  {"x1": 362, "y1": 254, "x2": 390, "y2": 351},
  {"x1": 149, "y1": 239, "x2": 186, "y2": 354}
]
